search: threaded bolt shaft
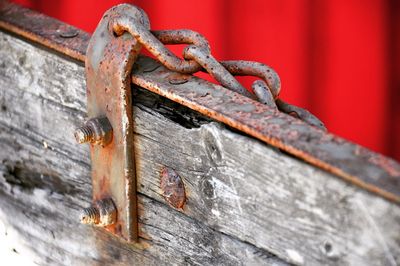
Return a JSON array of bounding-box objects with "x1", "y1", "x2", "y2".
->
[
  {"x1": 80, "y1": 206, "x2": 100, "y2": 225},
  {"x1": 79, "y1": 198, "x2": 117, "y2": 227},
  {"x1": 74, "y1": 125, "x2": 93, "y2": 144}
]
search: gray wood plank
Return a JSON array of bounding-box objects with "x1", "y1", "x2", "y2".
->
[{"x1": 0, "y1": 30, "x2": 399, "y2": 266}]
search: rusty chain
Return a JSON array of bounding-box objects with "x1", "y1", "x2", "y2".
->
[{"x1": 110, "y1": 6, "x2": 326, "y2": 130}]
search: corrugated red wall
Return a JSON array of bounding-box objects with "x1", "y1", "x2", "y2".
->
[{"x1": 13, "y1": 0, "x2": 400, "y2": 161}]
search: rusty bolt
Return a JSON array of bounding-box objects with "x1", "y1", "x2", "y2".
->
[
  {"x1": 160, "y1": 167, "x2": 186, "y2": 209},
  {"x1": 74, "y1": 116, "x2": 113, "y2": 146},
  {"x1": 80, "y1": 206, "x2": 100, "y2": 224},
  {"x1": 169, "y1": 78, "x2": 189, "y2": 85},
  {"x1": 168, "y1": 73, "x2": 190, "y2": 85},
  {"x1": 57, "y1": 29, "x2": 79, "y2": 38},
  {"x1": 80, "y1": 198, "x2": 117, "y2": 227},
  {"x1": 74, "y1": 125, "x2": 93, "y2": 143}
]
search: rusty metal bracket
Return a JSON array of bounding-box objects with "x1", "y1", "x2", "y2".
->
[{"x1": 74, "y1": 5, "x2": 150, "y2": 242}]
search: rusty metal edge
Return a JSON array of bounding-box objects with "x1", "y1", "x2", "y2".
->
[{"x1": 1, "y1": 2, "x2": 399, "y2": 204}]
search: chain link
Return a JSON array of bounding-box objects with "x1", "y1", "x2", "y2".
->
[{"x1": 110, "y1": 8, "x2": 326, "y2": 130}]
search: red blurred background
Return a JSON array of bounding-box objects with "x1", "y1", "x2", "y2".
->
[{"x1": 12, "y1": 0, "x2": 400, "y2": 161}]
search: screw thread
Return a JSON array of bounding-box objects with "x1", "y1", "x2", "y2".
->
[
  {"x1": 74, "y1": 125, "x2": 93, "y2": 144},
  {"x1": 80, "y1": 206, "x2": 100, "y2": 225}
]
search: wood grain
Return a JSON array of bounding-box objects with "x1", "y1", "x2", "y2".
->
[{"x1": 0, "y1": 30, "x2": 399, "y2": 266}]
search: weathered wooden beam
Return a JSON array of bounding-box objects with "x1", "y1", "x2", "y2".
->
[
  {"x1": 0, "y1": 31, "x2": 288, "y2": 266},
  {"x1": 1, "y1": 28, "x2": 400, "y2": 266},
  {"x1": 1, "y1": 2, "x2": 399, "y2": 204}
]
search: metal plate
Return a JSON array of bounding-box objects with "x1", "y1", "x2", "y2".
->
[{"x1": 85, "y1": 4, "x2": 149, "y2": 242}]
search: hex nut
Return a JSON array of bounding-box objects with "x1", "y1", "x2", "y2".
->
[{"x1": 74, "y1": 116, "x2": 113, "y2": 146}]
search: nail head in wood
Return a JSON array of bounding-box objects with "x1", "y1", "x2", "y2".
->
[{"x1": 160, "y1": 167, "x2": 186, "y2": 209}]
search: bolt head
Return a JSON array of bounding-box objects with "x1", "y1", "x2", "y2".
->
[{"x1": 160, "y1": 167, "x2": 186, "y2": 209}]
